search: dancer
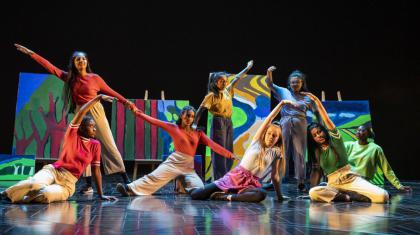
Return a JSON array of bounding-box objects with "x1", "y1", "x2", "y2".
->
[
  {"x1": 194, "y1": 60, "x2": 253, "y2": 180},
  {"x1": 190, "y1": 100, "x2": 293, "y2": 202},
  {"x1": 305, "y1": 92, "x2": 389, "y2": 203},
  {"x1": 116, "y1": 106, "x2": 239, "y2": 196},
  {"x1": 0, "y1": 95, "x2": 117, "y2": 203},
  {"x1": 266, "y1": 67, "x2": 319, "y2": 191},
  {"x1": 346, "y1": 124, "x2": 411, "y2": 192},
  {"x1": 15, "y1": 43, "x2": 134, "y2": 193}
]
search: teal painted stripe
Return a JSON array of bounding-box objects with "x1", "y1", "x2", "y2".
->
[
  {"x1": 124, "y1": 99, "x2": 135, "y2": 160},
  {"x1": 144, "y1": 100, "x2": 151, "y2": 159}
]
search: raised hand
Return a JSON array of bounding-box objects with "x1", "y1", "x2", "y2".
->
[
  {"x1": 267, "y1": 66, "x2": 276, "y2": 72},
  {"x1": 14, "y1": 43, "x2": 34, "y2": 55},
  {"x1": 247, "y1": 60, "x2": 254, "y2": 69}
]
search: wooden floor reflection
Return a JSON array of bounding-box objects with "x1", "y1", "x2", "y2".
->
[{"x1": 1, "y1": 177, "x2": 419, "y2": 234}]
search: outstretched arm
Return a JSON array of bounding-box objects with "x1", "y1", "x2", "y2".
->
[
  {"x1": 14, "y1": 43, "x2": 68, "y2": 81},
  {"x1": 92, "y1": 165, "x2": 117, "y2": 201},
  {"x1": 377, "y1": 148, "x2": 411, "y2": 192},
  {"x1": 251, "y1": 100, "x2": 295, "y2": 143},
  {"x1": 265, "y1": 66, "x2": 291, "y2": 102},
  {"x1": 134, "y1": 109, "x2": 172, "y2": 132},
  {"x1": 72, "y1": 95, "x2": 115, "y2": 125},
  {"x1": 226, "y1": 60, "x2": 253, "y2": 90},
  {"x1": 96, "y1": 76, "x2": 136, "y2": 111},
  {"x1": 199, "y1": 132, "x2": 239, "y2": 160},
  {"x1": 301, "y1": 92, "x2": 335, "y2": 130}
]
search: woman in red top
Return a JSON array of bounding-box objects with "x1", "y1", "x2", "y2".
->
[
  {"x1": 116, "y1": 106, "x2": 239, "y2": 196},
  {"x1": 15, "y1": 44, "x2": 134, "y2": 192},
  {"x1": 1, "y1": 95, "x2": 117, "y2": 203}
]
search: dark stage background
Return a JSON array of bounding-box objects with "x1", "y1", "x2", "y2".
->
[{"x1": 1, "y1": 2, "x2": 419, "y2": 179}]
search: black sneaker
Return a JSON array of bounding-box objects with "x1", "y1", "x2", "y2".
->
[
  {"x1": 116, "y1": 183, "x2": 133, "y2": 196},
  {"x1": 79, "y1": 184, "x2": 93, "y2": 194},
  {"x1": 210, "y1": 191, "x2": 229, "y2": 201}
]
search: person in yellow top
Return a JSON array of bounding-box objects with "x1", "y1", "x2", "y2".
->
[
  {"x1": 194, "y1": 60, "x2": 253, "y2": 180},
  {"x1": 346, "y1": 124, "x2": 412, "y2": 192}
]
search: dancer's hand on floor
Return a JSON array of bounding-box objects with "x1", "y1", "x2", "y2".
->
[
  {"x1": 399, "y1": 186, "x2": 412, "y2": 193},
  {"x1": 99, "y1": 195, "x2": 118, "y2": 201}
]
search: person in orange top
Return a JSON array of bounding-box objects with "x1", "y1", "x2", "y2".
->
[{"x1": 116, "y1": 106, "x2": 240, "y2": 196}]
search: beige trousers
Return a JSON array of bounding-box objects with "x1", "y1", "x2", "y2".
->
[
  {"x1": 76, "y1": 102, "x2": 126, "y2": 176},
  {"x1": 309, "y1": 165, "x2": 389, "y2": 203},
  {"x1": 128, "y1": 152, "x2": 204, "y2": 195},
  {"x1": 5, "y1": 164, "x2": 77, "y2": 203}
]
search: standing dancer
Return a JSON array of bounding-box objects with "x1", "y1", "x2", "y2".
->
[
  {"x1": 346, "y1": 124, "x2": 412, "y2": 192},
  {"x1": 116, "y1": 106, "x2": 239, "y2": 196},
  {"x1": 266, "y1": 67, "x2": 319, "y2": 192},
  {"x1": 0, "y1": 95, "x2": 117, "y2": 203},
  {"x1": 194, "y1": 60, "x2": 253, "y2": 180},
  {"x1": 304, "y1": 92, "x2": 389, "y2": 203},
  {"x1": 15, "y1": 44, "x2": 134, "y2": 193},
  {"x1": 190, "y1": 100, "x2": 293, "y2": 202}
]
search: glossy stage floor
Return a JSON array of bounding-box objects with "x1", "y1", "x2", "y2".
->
[{"x1": 1, "y1": 176, "x2": 419, "y2": 235}]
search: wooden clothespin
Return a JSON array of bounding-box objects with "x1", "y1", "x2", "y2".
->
[
  {"x1": 144, "y1": 90, "x2": 149, "y2": 100},
  {"x1": 161, "y1": 90, "x2": 165, "y2": 100},
  {"x1": 321, "y1": 90, "x2": 326, "y2": 102},
  {"x1": 337, "y1": 91, "x2": 342, "y2": 101}
]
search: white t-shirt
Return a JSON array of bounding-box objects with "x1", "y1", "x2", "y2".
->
[{"x1": 239, "y1": 141, "x2": 282, "y2": 178}]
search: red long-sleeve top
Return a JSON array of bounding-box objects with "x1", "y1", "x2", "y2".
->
[
  {"x1": 30, "y1": 53, "x2": 129, "y2": 105},
  {"x1": 135, "y1": 111, "x2": 234, "y2": 159}
]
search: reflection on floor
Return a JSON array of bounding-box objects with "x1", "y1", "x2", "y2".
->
[{"x1": 1, "y1": 177, "x2": 420, "y2": 234}]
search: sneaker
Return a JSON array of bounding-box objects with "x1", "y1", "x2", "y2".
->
[
  {"x1": 79, "y1": 185, "x2": 94, "y2": 194},
  {"x1": 116, "y1": 183, "x2": 133, "y2": 196},
  {"x1": 0, "y1": 191, "x2": 9, "y2": 201},
  {"x1": 210, "y1": 191, "x2": 229, "y2": 201},
  {"x1": 22, "y1": 190, "x2": 44, "y2": 203}
]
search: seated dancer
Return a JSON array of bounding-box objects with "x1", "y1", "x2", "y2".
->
[
  {"x1": 305, "y1": 92, "x2": 389, "y2": 203},
  {"x1": 116, "y1": 106, "x2": 239, "y2": 196},
  {"x1": 346, "y1": 124, "x2": 411, "y2": 192},
  {"x1": 190, "y1": 100, "x2": 294, "y2": 203},
  {"x1": 0, "y1": 95, "x2": 117, "y2": 203}
]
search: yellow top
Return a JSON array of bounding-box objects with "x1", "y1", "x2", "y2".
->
[{"x1": 200, "y1": 89, "x2": 233, "y2": 118}]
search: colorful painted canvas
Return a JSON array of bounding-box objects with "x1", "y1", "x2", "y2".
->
[
  {"x1": 111, "y1": 99, "x2": 189, "y2": 160},
  {"x1": 206, "y1": 74, "x2": 271, "y2": 181},
  {"x1": 13, "y1": 73, "x2": 71, "y2": 159}
]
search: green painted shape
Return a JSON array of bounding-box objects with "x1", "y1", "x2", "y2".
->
[
  {"x1": 231, "y1": 107, "x2": 247, "y2": 129},
  {"x1": 176, "y1": 100, "x2": 189, "y2": 110},
  {"x1": 165, "y1": 112, "x2": 173, "y2": 121},
  {"x1": 124, "y1": 99, "x2": 135, "y2": 160},
  {"x1": 205, "y1": 112, "x2": 213, "y2": 158},
  {"x1": 144, "y1": 101, "x2": 151, "y2": 159},
  {"x1": 338, "y1": 114, "x2": 371, "y2": 128}
]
